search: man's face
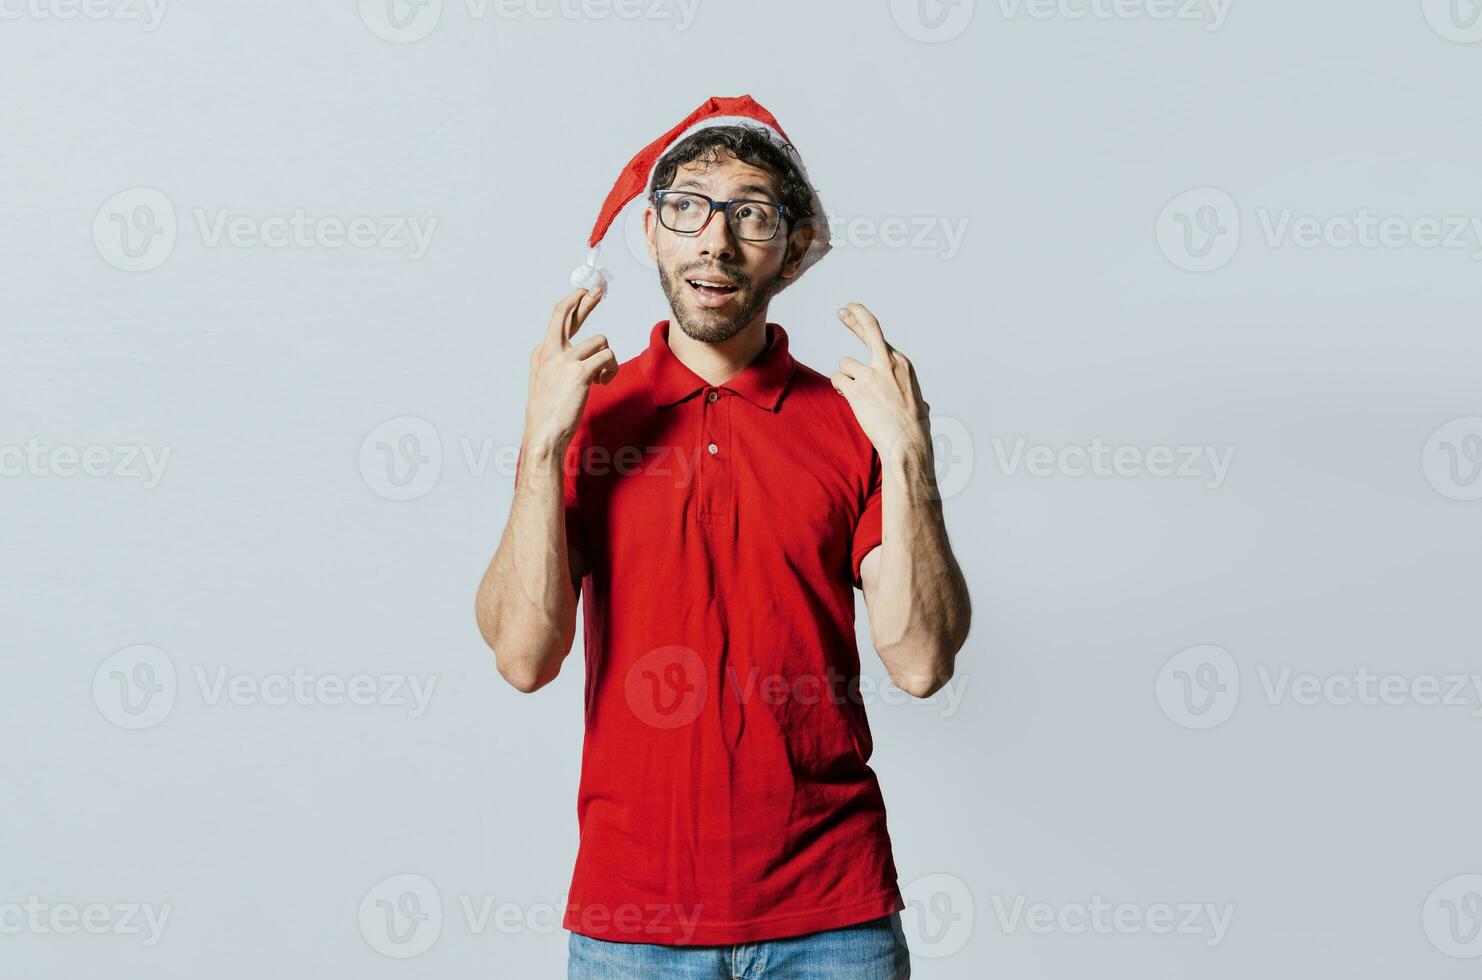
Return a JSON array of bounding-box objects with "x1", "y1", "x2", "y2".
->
[{"x1": 647, "y1": 153, "x2": 811, "y2": 344}]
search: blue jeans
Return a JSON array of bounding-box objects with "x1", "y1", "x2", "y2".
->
[{"x1": 568, "y1": 911, "x2": 911, "y2": 979}]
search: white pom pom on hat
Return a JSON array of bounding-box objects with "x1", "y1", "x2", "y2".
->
[{"x1": 568, "y1": 94, "x2": 832, "y2": 293}]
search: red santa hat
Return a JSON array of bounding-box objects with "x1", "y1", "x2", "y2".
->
[{"x1": 569, "y1": 94, "x2": 831, "y2": 294}]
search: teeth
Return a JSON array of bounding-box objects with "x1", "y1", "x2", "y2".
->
[{"x1": 692, "y1": 280, "x2": 733, "y2": 289}]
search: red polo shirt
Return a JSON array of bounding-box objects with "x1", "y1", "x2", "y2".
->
[{"x1": 524, "y1": 319, "x2": 902, "y2": 946}]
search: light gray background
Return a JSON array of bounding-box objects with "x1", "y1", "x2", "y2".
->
[{"x1": 4, "y1": 1, "x2": 1481, "y2": 977}]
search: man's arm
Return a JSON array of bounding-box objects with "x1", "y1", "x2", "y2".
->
[
  {"x1": 475, "y1": 439, "x2": 586, "y2": 693},
  {"x1": 474, "y1": 287, "x2": 613, "y2": 693},
  {"x1": 832, "y1": 302, "x2": 971, "y2": 699},
  {"x1": 857, "y1": 440, "x2": 971, "y2": 699}
]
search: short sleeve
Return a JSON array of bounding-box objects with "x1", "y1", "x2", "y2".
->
[
  {"x1": 513, "y1": 439, "x2": 590, "y2": 570},
  {"x1": 850, "y1": 449, "x2": 884, "y2": 590}
]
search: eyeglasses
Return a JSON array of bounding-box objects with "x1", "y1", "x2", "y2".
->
[{"x1": 652, "y1": 190, "x2": 790, "y2": 242}]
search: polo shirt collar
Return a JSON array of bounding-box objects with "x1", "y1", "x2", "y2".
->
[{"x1": 640, "y1": 320, "x2": 796, "y2": 412}]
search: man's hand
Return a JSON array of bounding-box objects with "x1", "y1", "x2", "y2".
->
[
  {"x1": 523, "y1": 286, "x2": 616, "y2": 451},
  {"x1": 830, "y1": 302, "x2": 931, "y2": 465},
  {"x1": 834, "y1": 302, "x2": 969, "y2": 700}
]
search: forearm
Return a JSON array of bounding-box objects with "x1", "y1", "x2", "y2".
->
[
  {"x1": 869, "y1": 438, "x2": 971, "y2": 697},
  {"x1": 475, "y1": 438, "x2": 579, "y2": 692}
]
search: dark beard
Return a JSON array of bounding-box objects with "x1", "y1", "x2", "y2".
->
[{"x1": 659, "y1": 261, "x2": 778, "y2": 344}]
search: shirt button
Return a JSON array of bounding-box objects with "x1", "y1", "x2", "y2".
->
[
  {"x1": 707, "y1": 390, "x2": 718, "y2": 403},
  {"x1": 707, "y1": 442, "x2": 719, "y2": 455}
]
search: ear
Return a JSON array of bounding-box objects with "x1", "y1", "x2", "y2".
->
[
  {"x1": 779, "y1": 219, "x2": 817, "y2": 280},
  {"x1": 643, "y1": 206, "x2": 659, "y2": 263}
]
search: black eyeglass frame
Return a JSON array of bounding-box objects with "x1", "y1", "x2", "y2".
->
[{"x1": 651, "y1": 190, "x2": 792, "y2": 242}]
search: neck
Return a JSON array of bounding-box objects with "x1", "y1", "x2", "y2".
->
[{"x1": 667, "y1": 310, "x2": 771, "y2": 386}]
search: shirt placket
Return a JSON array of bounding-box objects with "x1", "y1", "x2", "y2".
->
[{"x1": 696, "y1": 386, "x2": 732, "y2": 525}]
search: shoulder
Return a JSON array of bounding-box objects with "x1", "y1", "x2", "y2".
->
[
  {"x1": 568, "y1": 344, "x2": 651, "y2": 450},
  {"x1": 782, "y1": 359, "x2": 880, "y2": 502},
  {"x1": 786, "y1": 360, "x2": 876, "y2": 458}
]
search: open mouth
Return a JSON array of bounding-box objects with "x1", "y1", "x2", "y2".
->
[{"x1": 687, "y1": 278, "x2": 740, "y2": 308}]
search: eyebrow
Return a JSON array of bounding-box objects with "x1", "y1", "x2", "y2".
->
[{"x1": 672, "y1": 178, "x2": 778, "y2": 199}]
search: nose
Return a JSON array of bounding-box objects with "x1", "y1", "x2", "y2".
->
[{"x1": 693, "y1": 204, "x2": 736, "y2": 262}]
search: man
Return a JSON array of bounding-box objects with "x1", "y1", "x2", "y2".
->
[{"x1": 475, "y1": 95, "x2": 971, "y2": 979}]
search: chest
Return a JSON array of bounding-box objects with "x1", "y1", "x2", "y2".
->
[{"x1": 579, "y1": 399, "x2": 864, "y2": 574}]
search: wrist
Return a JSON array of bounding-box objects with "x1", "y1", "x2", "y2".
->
[
  {"x1": 883, "y1": 428, "x2": 932, "y2": 478},
  {"x1": 882, "y1": 430, "x2": 941, "y2": 501},
  {"x1": 523, "y1": 427, "x2": 571, "y2": 461},
  {"x1": 520, "y1": 434, "x2": 571, "y2": 479}
]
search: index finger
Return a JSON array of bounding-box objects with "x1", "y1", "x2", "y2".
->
[
  {"x1": 546, "y1": 287, "x2": 600, "y2": 349},
  {"x1": 837, "y1": 302, "x2": 891, "y2": 366}
]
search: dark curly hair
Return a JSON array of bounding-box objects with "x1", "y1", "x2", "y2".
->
[{"x1": 648, "y1": 124, "x2": 816, "y2": 226}]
